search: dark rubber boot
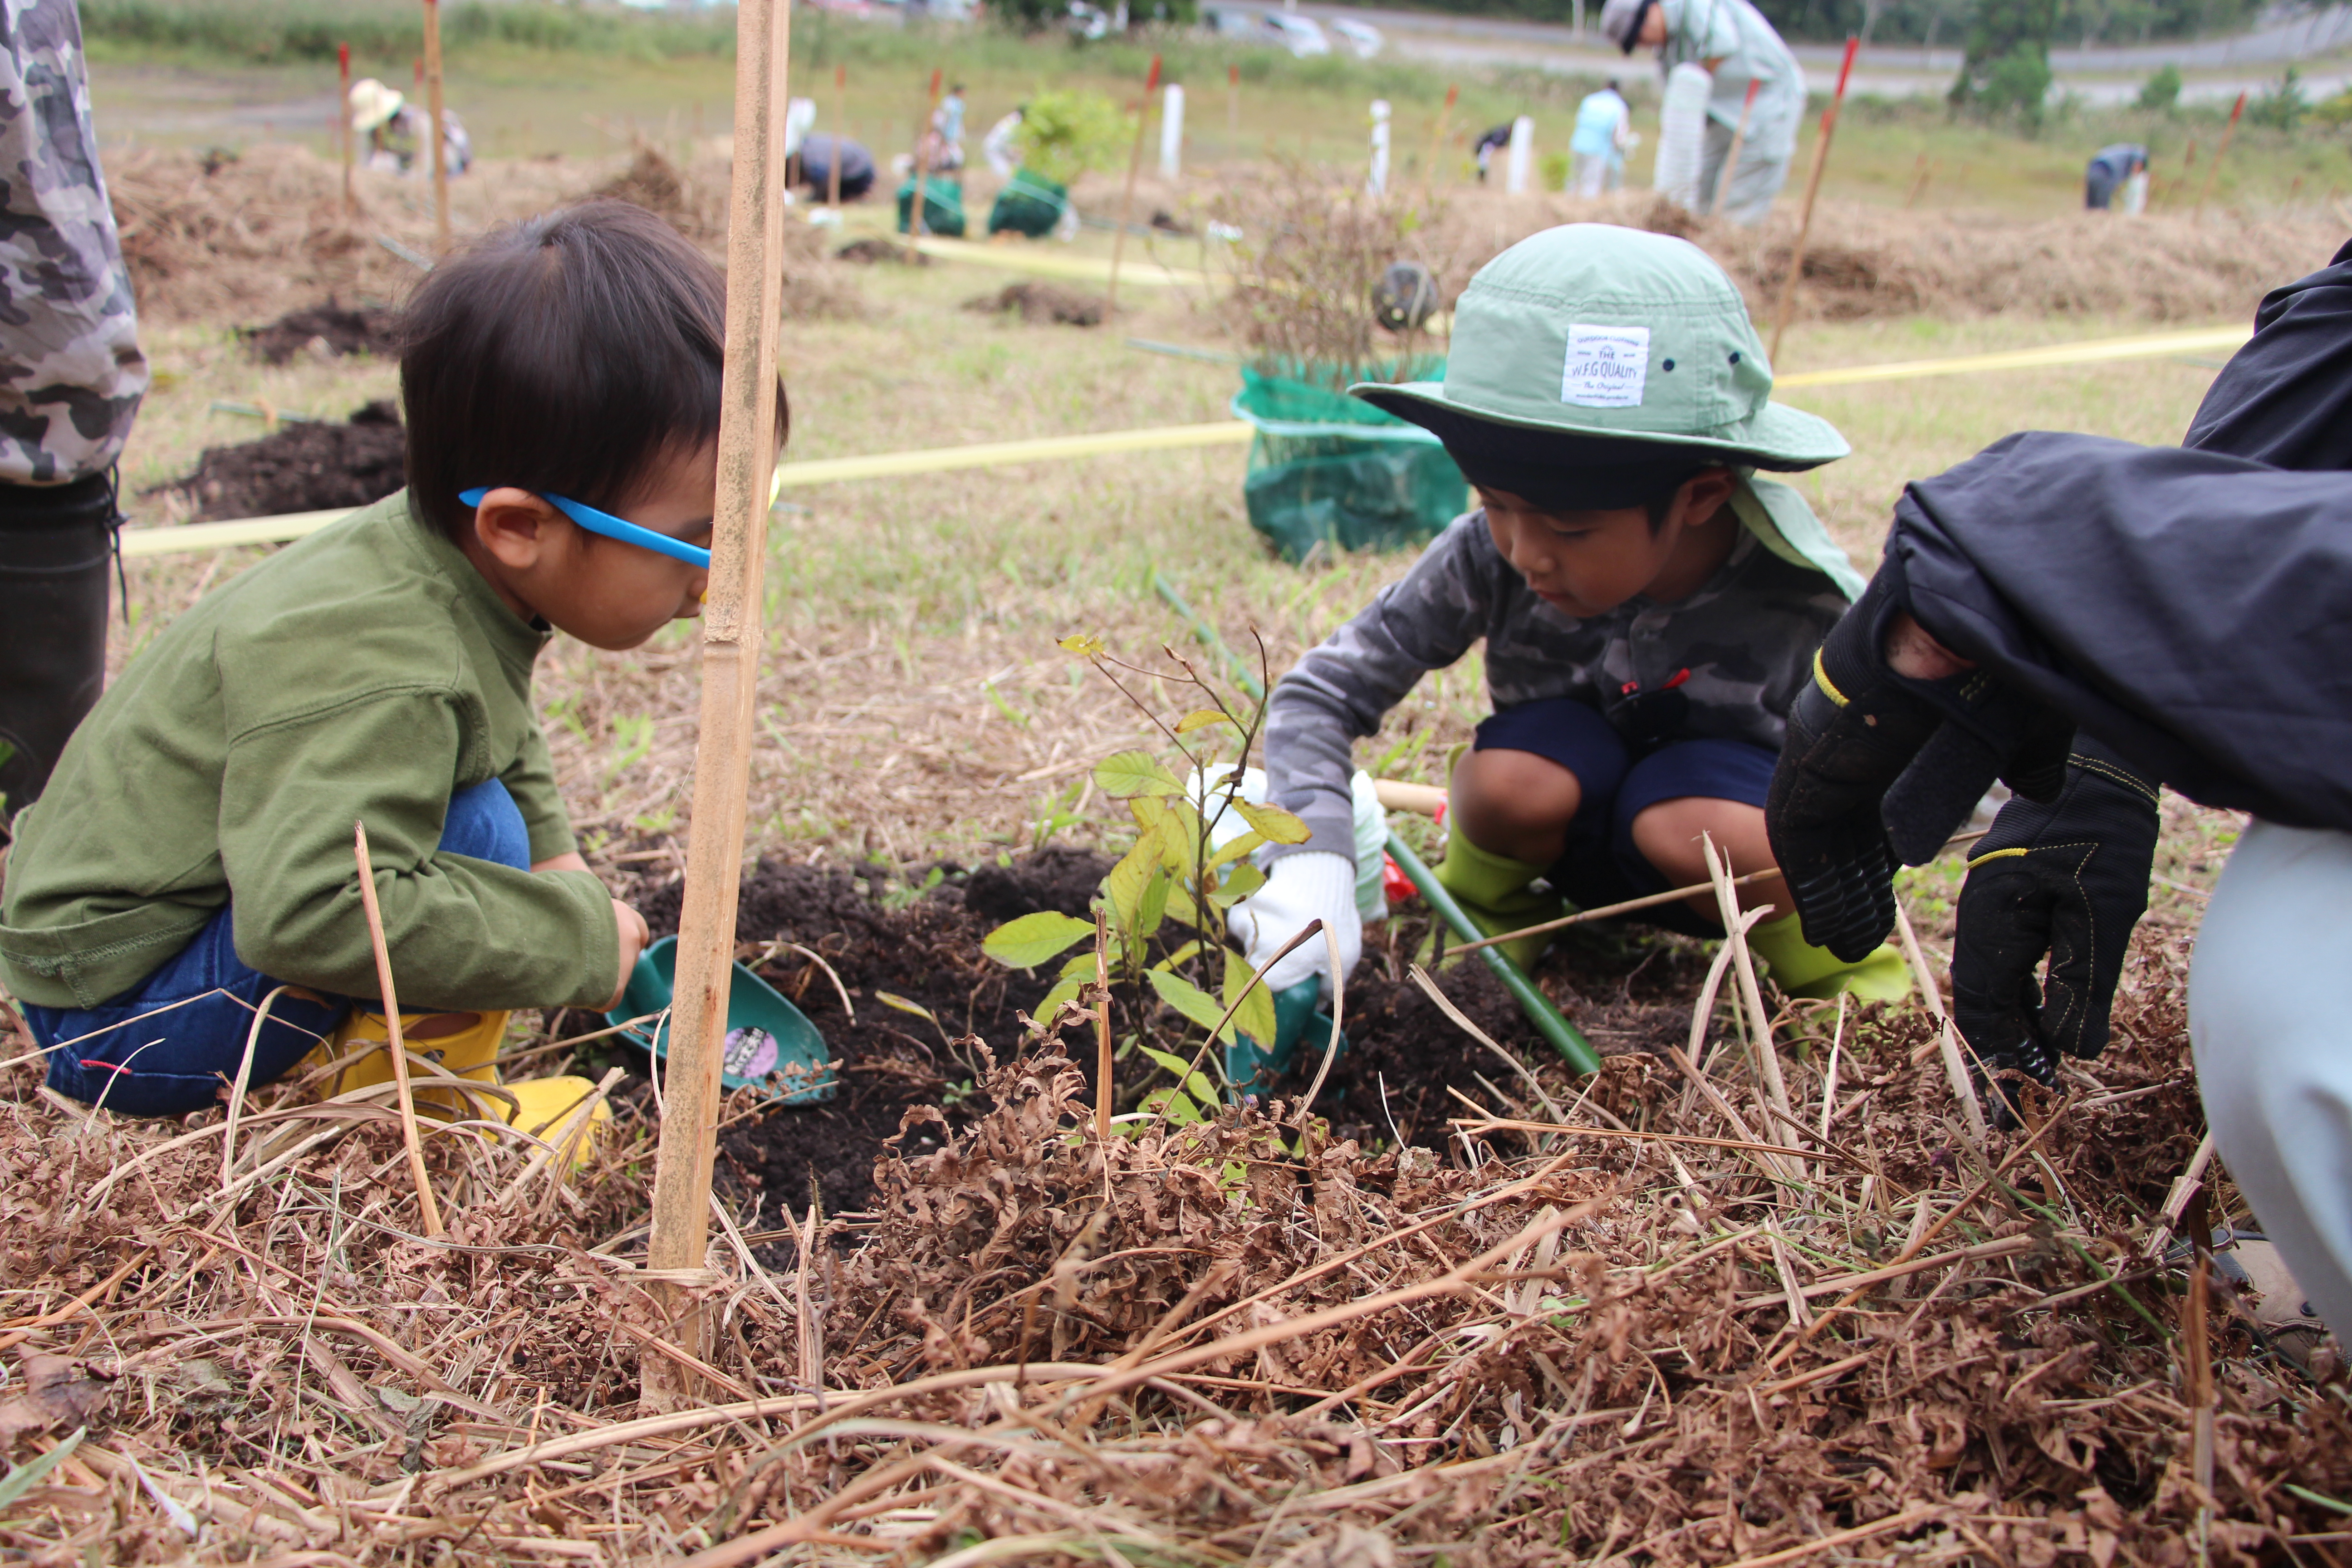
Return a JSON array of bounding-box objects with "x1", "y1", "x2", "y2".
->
[{"x1": 0, "y1": 472, "x2": 118, "y2": 824}]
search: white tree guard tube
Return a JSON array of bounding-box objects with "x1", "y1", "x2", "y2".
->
[
  {"x1": 1367, "y1": 98, "x2": 1391, "y2": 194},
  {"x1": 1653, "y1": 61, "x2": 1711, "y2": 211},
  {"x1": 1505, "y1": 114, "x2": 1534, "y2": 194},
  {"x1": 1160, "y1": 83, "x2": 1184, "y2": 180}
]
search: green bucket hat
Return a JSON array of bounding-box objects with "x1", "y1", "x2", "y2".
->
[{"x1": 1352, "y1": 224, "x2": 1847, "y2": 471}]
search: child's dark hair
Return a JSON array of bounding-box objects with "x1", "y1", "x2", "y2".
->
[{"x1": 400, "y1": 201, "x2": 788, "y2": 543}]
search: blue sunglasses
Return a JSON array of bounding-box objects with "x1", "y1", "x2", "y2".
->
[{"x1": 459, "y1": 487, "x2": 712, "y2": 571}]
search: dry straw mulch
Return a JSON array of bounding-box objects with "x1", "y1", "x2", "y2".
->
[
  {"x1": 4, "y1": 914, "x2": 2348, "y2": 1566},
  {"x1": 107, "y1": 143, "x2": 863, "y2": 328}
]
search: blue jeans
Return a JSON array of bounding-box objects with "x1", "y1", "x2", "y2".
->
[{"x1": 30, "y1": 779, "x2": 531, "y2": 1117}]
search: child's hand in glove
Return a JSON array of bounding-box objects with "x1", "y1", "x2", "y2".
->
[
  {"x1": 1952, "y1": 739, "x2": 2158, "y2": 1125},
  {"x1": 1227, "y1": 850, "x2": 1361, "y2": 997}
]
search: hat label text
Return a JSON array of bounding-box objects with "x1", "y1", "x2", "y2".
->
[{"x1": 1563, "y1": 323, "x2": 1650, "y2": 408}]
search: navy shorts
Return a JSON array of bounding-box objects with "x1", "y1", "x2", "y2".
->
[
  {"x1": 27, "y1": 778, "x2": 533, "y2": 1117},
  {"x1": 1473, "y1": 696, "x2": 1777, "y2": 936}
]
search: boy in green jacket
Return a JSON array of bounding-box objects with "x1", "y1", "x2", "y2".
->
[{"x1": 0, "y1": 201, "x2": 776, "y2": 1120}]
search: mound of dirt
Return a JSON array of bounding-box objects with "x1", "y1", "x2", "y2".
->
[
  {"x1": 160, "y1": 400, "x2": 406, "y2": 521},
  {"x1": 633, "y1": 848, "x2": 1701, "y2": 1215},
  {"x1": 240, "y1": 300, "x2": 401, "y2": 364},
  {"x1": 586, "y1": 146, "x2": 718, "y2": 242},
  {"x1": 836, "y1": 236, "x2": 929, "y2": 265},
  {"x1": 962, "y1": 280, "x2": 1105, "y2": 326}
]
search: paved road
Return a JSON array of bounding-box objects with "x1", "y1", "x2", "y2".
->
[{"x1": 1234, "y1": 0, "x2": 2352, "y2": 102}]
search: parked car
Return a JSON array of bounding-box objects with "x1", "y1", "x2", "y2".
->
[
  {"x1": 1259, "y1": 11, "x2": 1330, "y2": 55},
  {"x1": 1068, "y1": 0, "x2": 1115, "y2": 36},
  {"x1": 1328, "y1": 16, "x2": 1382, "y2": 56}
]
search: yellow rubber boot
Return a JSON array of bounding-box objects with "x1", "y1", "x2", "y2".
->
[
  {"x1": 1435, "y1": 830, "x2": 1563, "y2": 972},
  {"x1": 1747, "y1": 912, "x2": 1912, "y2": 1002},
  {"x1": 327, "y1": 1008, "x2": 509, "y2": 1115},
  {"x1": 501, "y1": 1077, "x2": 612, "y2": 1168}
]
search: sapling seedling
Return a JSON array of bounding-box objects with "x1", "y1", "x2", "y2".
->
[{"x1": 980, "y1": 632, "x2": 1308, "y2": 1113}]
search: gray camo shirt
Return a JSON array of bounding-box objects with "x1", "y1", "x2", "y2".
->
[{"x1": 1264, "y1": 507, "x2": 1854, "y2": 862}]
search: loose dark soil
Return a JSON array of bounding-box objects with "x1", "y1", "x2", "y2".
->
[
  {"x1": 961, "y1": 281, "x2": 1104, "y2": 326},
  {"x1": 625, "y1": 848, "x2": 1708, "y2": 1218},
  {"x1": 162, "y1": 400, "x2": 406, "y2": 521},
  {"x1": 241, "y1": 301, "x2": 400, "y2": 364},
  {"x1": 835, "y1": 236, "x2": 929, "y2": 265}
]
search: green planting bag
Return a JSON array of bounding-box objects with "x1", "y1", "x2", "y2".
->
[
  {"x1": 895, "y1": 175, "x2": 967, "y2": 237},
  {"x1": 1232, "y1": 358, "x2": 1468, "y2": 563},
  {"x1": 987, "y1": 171, "x2": 1068, "y2": 238}
]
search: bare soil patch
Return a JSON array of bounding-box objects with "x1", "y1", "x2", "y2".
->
[
  {"x1": 963, "y1": 280, "x2": 1105, "y2": 326},
  {"x1": 157, "y1": 400, "x2": 405, "y2": 521},
  {"x1": 240, "y1": 300, "x2": 400, "y2": 365}
]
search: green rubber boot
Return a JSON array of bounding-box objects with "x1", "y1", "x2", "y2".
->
[
  {"x1": 1747, "y1": 911, "x2": 1912, "y2": 1002},
  {"x1": 1435, "y1": 831, "x2": 1562, "y2": 972}
]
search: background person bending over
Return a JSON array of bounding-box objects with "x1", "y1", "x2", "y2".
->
[
  {"x1": 2084, "y1": 142, "x2": 2148, "y2": 211},
  {"x1": 1602, "y1": 0, "x2": 1803, "y2": 225}
]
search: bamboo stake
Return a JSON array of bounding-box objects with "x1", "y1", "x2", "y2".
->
[
  {"x1": 1705, "y1": 79, "x2": 1760, "y2": 217},
  {"x1": 351, "y1": 822, "x2": 443, "y2": 1239},
  {"x1": 1106, "y1": 54, "x2": 1162, "y2": 317},
  {"x1": 642, "y1": 0, "x2": 792, "y2": 1409},
  {"x1": 906, "y1": 66, "x2": 941, "y2": 257},
  {"x1": 421, "y1": 0, "x2": 450, "y2": 250},
  {"x1": 1227, "y1": 63, "x2": 1240, "y2": 141},
  {"x1": 829, "y1": 64, "x2": 845, "y2": 209},
  {"x1": 2193, "y1": 90, "x2": 2246, "y2": 220},
  {"x1": 338, "y1": 42, "x2": 353, "y2": 215},
  {"x1": 1768, "y1": 33, "x2": 1858, "y2": 364},
  {"x1": 1421, "y1": 83, "x2": 1458, "y2": 201}
]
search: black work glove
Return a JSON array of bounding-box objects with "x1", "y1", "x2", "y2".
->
[
  {"x1": 1951, "y1": 736, "x2": 2159, "y2": 1123},
  {"x1": 1767, "y1": 558, "x2": 2075, "y2": 964}
]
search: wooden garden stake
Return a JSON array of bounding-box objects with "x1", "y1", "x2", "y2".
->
[
  {"x1": 1093, "y1": 908, "x2": 1112, "y2": 1143},
  {"x1": 1769, "y1": 33, "x2": 1857, "y2": 364},
  {"x1": 642, "y1": 0, "x2": 793, "y2": 1409},
  {"x1": 2194, "y1": 90, "x2": 2246, "y2": 220},
  {"x1": 1227, "y1": 63, "x2": 1240, "y2": 139},
  {"x1": 906, "y1": 66, "x2": 941, "y2": 258},
  {"x1": 421, "y1": 0, "x2": 450, "y2": 249},
  {"x1": 1105, "y1": 54, "x2": 1161, "y2": 316},
  {"x1": 352, "y1": 821, "x2": 443, "y2": 1239},
  {"x1": 829, "y1": 64, "x2": 846, "y2": 208},
  {"x1": 338, "y1": 42, "x2": 353, "y2": 215},
  {"x1": 1705, "y1": 79, "x2": 1760, "y2": 217}
]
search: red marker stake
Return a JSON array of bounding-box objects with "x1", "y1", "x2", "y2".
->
[
  {"x1": 1106, "y1": 54, "x2": 1161, "y2": 315},
  {"x1": 338, "y1": 42, "x2": 353, "y2": 215},
  {"x1": 1769, "y1": 32, "x2": 1858, "y2": 363},
  {"x1": 2194, "y1": 89, "x2": 2246, "y2": 220}
]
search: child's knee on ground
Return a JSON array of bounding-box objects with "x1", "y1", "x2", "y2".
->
[
  {"x1": 1628, "y1": 795, "x2": 1787, "y2": 926},
  {"x1": 1450, "y1": 744, "x2": 1584, "y2": 866}
]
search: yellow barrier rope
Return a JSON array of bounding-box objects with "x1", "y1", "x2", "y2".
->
[{"x1": 118, "y1": 324, "x2": 2251, "y2": 560}]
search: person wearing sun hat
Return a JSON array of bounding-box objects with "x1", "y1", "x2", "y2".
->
[{"x1": 1227, "y1": 222, "x2": 1910, "y2": 1005}]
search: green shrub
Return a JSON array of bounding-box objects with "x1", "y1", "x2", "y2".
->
[
  {"x1": 2248, "y1": 65, "x2": 2310, "y2": 131},
  {"x1": 1015, "y1": 87, "x2": 1129, "y2": 185},
  {"x1": 2136, "y1": 63, "x2": 2182, "y2": 111}
]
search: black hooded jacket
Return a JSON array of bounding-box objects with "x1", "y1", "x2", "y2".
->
[{"x1": 1882, "y1": 237, "x2": 2352, "y2": 830}]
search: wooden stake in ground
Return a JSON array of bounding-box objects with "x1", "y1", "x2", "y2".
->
[
  {"x1": 352, "y1": 821, "x2": 443, "y2": 1239},
  {"x1": 338, "y1": 41, "x2": 354, "y2": 215},
  {"x1": 1705, "y1": 79, "x2": 1759, "y2": 217},
  {"x1": 2194, "y1": 90, "x2": 2247, "y2": 220},
  {"x1": 1105, "y1": 54, "x2": 1162, "y2": 317},
  {"x1": 1421, "y1": 83, "x2": 1457, "y2": 201},
  {"x1": 421, "y1": 0, "x2": 451, "y2": 249},
  {"x1": 1228, "y1": 63, "x2": 1239, "y2": 140},
  {"x1": 1903, "y1": 152, "x2": 1935, "y2": 209},
  {"x1": 906, "y1": 66, "x2": 941, "y2": 258},
  {"x1": 1768, "y1": 33, "x2": 1858, "y2": 365},
  {"x1": 642, "y1": 0, "x2": 793, "y2": 1409},
  {"x1": 829, "y1": 64, "x2": 846, "y2": 208}
]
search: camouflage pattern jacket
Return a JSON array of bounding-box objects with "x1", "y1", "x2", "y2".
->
[
  {"x1": 0, "y1": 0, "x2": 146, "y2": 485},
  {"x1": 1264, "y1": 482, "x2": 1859, "y2": 864}
]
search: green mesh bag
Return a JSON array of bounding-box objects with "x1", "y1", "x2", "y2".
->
[
  {"x1": 987, "y1": 172, "x2": 1067, "y2": 238},
  {"x1": 894, "y1": 176, "x2": 967, "y2": 238},
  {"x1": 1232, "y1": 358, "x2": 1467, "y2": 563}
]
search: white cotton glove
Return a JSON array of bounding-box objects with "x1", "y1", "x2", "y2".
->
[{"x1": 1227, "y1": 850, "x2": 1363, "y2": 997}]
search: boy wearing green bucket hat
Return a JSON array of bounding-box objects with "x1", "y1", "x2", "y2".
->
[{"x1": 1230, "y1": 223, "x2": 1909, "y2": 1004}]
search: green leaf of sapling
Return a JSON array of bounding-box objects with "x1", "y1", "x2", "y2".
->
[
  {"x1": 1145, "y1": 968, "x2": 1237, "y2": 1044},
  {"x1": 1224, "y1": 948, "x2": 1279, "y2": 1048},
  {"x1": 1210, "y1": 861, "x2": 1266, "y2": 907},
  {"x1": 1174, "y1": 708, "x2": 1235, "y2": 734},
  {"x1": 982, "y1": 911, "x2": 1100, "y2": 969},
  {"x1": 1139, "y1": 1044, "x2": 1221, "y2": 1107},
  {"x1": 1094, "y1": 750, "x2": 1184, "y2": 799},
  {"x1": 1235, "y1": 799, "x2": 1312, "y2": 846}
]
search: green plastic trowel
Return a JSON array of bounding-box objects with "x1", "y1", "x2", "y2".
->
[
  {"x1": 1223, "y1": 979, "x2": 1347, "y2": 1104},
  {"x1": 604, "y1": 936, "x2": 836, "y2": 1106}
]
